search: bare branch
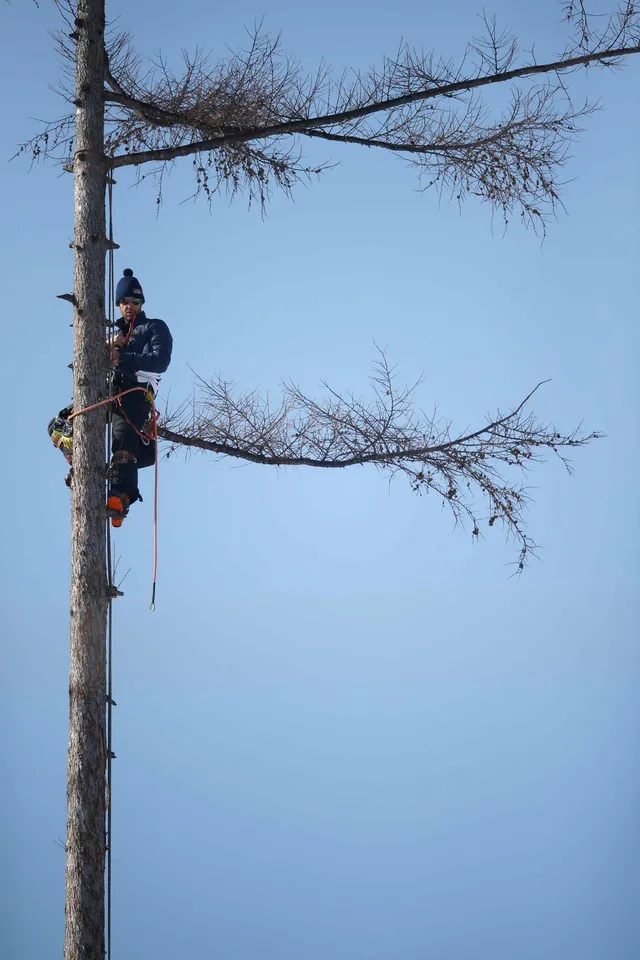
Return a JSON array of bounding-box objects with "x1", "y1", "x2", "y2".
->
[
  {"x1": 98, "y1": 14, "x2": 640, "y2": 227},
  {"x1": 157, "y1": 353, "x2": 602, "y2": 570},
  {"x1": 22, "y1": 5, "x2": 640, "y2": 226},
  {"x1": 109, "y1": 43, "x2": 638, "y2": 166}
]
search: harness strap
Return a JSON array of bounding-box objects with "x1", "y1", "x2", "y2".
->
[{"x1": 114, "y1": 388, "x2": 156, "y2": 446}]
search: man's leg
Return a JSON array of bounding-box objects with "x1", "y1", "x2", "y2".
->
[
  {"x1": 109, "y1": 412, "x2": 138, "y2": 492},
  {"x1": 108, "y1": 392, "x2": 151, "y2": 523},
  {"x1": 122, "y1": 389, "x2": 155, "y2": 477},
  {"x1": 136, "y1": 434, "x2": 157, "y2": 470}
]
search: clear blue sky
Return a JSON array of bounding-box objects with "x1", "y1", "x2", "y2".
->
[{"x1": 1, "y1": 1, "x2": 638, "y2": 957}]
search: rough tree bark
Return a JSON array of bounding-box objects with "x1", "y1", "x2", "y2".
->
[{"x1": 65, "y1": 0, "x2": 108, "y2": 957}]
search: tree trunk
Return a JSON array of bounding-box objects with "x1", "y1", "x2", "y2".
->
[{"x1": 65, "y1": 1, "x2": 108, "y2": 957}]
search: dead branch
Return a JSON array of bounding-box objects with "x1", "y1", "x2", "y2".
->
[
  {"x1": 157, "y1": 352, "x2": 602, "y2": 571},
  {"x1": 19, "y1": 2, "x2": 640, "y2": 225}
]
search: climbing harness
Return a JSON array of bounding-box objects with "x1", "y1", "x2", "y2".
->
[{"x1": 113, "y1": 384, "x2": 158, "y2": 448}]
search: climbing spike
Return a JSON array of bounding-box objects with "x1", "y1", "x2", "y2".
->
[{"x1": 57, "y1": 292, "x2": 77, "y2": 305}]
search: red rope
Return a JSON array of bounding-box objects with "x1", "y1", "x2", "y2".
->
[{"x1": 69, "y1": 385, "x2": 148, "y2": 419}]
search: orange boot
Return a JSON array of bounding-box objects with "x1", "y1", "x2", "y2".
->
[{"x1": 106, "y1": 492, "x2": 130, "y2": 528}]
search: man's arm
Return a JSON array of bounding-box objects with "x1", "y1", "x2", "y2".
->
[{"x1": 118, "y1": 319, "x2": 173, "y2": 374}]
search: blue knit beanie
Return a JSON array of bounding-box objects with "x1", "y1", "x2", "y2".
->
[{"x1": 116, "y1": 268, "x2": 145, "y2": 304}]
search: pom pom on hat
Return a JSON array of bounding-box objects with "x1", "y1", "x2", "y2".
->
[{"x1": 116, "y1": 268, "x2": 145, "y2": 304}]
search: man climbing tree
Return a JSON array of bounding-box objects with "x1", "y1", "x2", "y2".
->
[
  {"x1": 107, "y1": 268, "x2": 172, "y2": 526},
  {"x1": 12, "y1": 0, "x2": 640, "y2": 957},
  {"x1": 49, "y1": 268, "x2": 173, "y2": 526}
]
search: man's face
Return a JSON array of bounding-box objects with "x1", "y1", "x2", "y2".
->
[{"x1": 118, "y1": 298, "x2": 143, "y2": 325}]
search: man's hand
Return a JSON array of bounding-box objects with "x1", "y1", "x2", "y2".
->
[{"x1": 108, "y1": 333, "x2": 126, "y2": 368}]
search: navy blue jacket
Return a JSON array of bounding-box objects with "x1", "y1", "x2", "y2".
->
[{"x1": 117, "y1": 312, "x2": 173, "y2": 378}]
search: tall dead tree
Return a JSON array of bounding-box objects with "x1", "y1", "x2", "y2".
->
[
  {"x1": 65, "y1": 1, "x2": 108, "y2": 958},
  {"x1": 15, "y1": 1, "x2": 640, "y2": 957}
]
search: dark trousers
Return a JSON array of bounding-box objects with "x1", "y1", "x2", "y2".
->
[{"x1": 109, "y1": 388, "x2": 156, "y2": 503}]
